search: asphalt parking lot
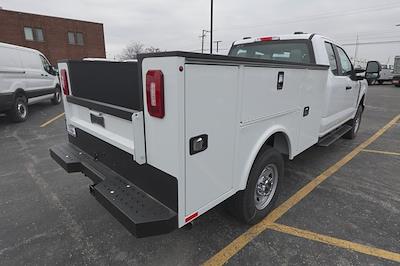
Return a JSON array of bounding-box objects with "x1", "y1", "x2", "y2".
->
[{"x1": 0, "y1": 84, "x2": 399, "y2": 265}]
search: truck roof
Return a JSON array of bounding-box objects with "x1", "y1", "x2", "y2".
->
[{"x1": 233, "y1": 33, "x2": 335, "y2": 46}]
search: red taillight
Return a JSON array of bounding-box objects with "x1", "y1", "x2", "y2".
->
[
  {"x1": 146, "y1": 70, "x2": 165, "y2": 118},
  {"x1": 60, "y1": 69, "x2": 70, "y2": 96},
  {"x1": 260, "y1": 36, "x2": 273, "y2": 41}
]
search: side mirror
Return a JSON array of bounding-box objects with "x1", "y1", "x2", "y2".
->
[
  {"x1": 49, "y1": 66, "x2": 57, "y2": 76},
  {"x1": 354, "y1": 68, "x2": 365, "y2": 74}
]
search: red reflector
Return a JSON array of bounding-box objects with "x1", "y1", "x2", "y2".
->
[
  {"x1": 185, "y1": 212, "x2": 198, "y2": 223},
  {"x1": 60, "y1": 69, "x2": 69, "y2": 96},
  {"x1": 146, "y1": 70, "x2": 165, "y2": 118},
  {"x1": 260, "y1": 36, "x2": 273, "y2": 41}
]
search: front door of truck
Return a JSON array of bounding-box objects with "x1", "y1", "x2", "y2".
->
[{"x1": 335, "y1": 45, "x2": 359, "y2": 120}]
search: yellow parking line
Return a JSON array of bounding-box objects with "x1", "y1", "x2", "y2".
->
[
  {"x1": 268, "y1": 223, "x2": 400, "y2": 263},
  {"x1": 203, "y1": 114, "x2": 400, "y2": 266},
  {"x1": 362, "y1": 149, "x2": 400, "y2": 156},
  {"x1": 40, "y1": 112, "x2": 65, "y2": 128}
]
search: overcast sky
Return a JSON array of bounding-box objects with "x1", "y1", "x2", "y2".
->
[{"x1": 1, "y1": 0, "x2": 400, "y2": 64}]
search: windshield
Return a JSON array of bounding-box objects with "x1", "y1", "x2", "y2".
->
[{"x1": 228, "y1": 40, "x2": 312, "y2": 64}]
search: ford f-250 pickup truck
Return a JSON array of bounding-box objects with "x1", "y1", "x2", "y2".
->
[{"x1": 50, "y1": 33, "x2": 367, "y2": 238}]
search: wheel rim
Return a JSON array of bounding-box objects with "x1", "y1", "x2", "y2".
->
[
  {"x1": 17, "y1": 102, "x2": 27, "y2": 118},
  {"x1": 55, "y1": 91, "x2": 61, "y2": 102},
  {"x1": 354, "y1": 111, "x2": 361, "y2": 133},
  {"x1": 254, "y1": 164, "x2": 278, "y2": 210}
]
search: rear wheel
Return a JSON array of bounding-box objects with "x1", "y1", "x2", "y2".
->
[
  {"x1": 8, "y1": 95, "x2": 28, "y2": 122},
  {"x1": 227, "y1": 146, "x2": 283, "y2": 224},
  {"x1": 377, "y1": 80, "x2": 383, "y2": 85},
  {"x1": 51, "y1": 86, "x2": 62, "y2": 105},
  {"x1": 344, "y1": 105, "x2": 363, "y2": 139}
]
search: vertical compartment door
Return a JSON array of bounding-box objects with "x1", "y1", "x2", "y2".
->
[{"x1": 185, "y1": 64, "x2": 239, "y2": 215}]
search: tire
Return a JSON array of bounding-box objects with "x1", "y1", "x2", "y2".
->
[
  {"x1": 367, "y1": 79, "x2": 372, "y2": 85},
  {"x1": 7, "y1": 95, "x2": 28, "y2": 122},
  {"x1": 51, "y1": 86, "x2": 62, "y2": 105},
  {"x1": 227, "y1": 146, "x2": 283, "y2": 224},
  {"x1": 377, "y1": 80, "x2": 383, "y2": 85},
  {"x1": 344, "y1": 105, "x2": 363, "y2": 139}
]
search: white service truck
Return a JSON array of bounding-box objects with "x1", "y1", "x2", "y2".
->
[{"x1": 50, "y1": 33, "x2": 367, "y2": 238}]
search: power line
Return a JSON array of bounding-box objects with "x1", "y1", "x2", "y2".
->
[
  {"x1": 214, "y1": 3, "x2": 400, "y2": 33},
  {"x1": 342, "y1": 40, "x2": 400, "y2": 46}
]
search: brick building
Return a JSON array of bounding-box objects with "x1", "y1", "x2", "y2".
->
[{"x1": 0, "y1": 8, "x2": 106, "y2": 65}]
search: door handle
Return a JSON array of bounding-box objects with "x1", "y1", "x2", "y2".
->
[
  {"x1": 346, "y1": 86, "x2": 352, "y2": 90},
  {"x1": 41, "y1": 74, "x2": 48, "y2": 77}
]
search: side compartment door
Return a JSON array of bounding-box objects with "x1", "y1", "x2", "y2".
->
[{"x1": 185, "y1": 64, "x2": 239, "y2": 216}]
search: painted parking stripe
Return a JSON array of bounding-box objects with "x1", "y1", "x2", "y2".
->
[
  {"x1": 203, "y1": 114, "x2": 400, "y2": 266},
  {"x1": 268, "y1": 223, "x2": 400, "y2": 263},
  {"x1": 40, "y1": 112, "x2": 65, "y2": 128},
  {"x1": 362, "y1": 149, "x2": 400, "y2": 156}
]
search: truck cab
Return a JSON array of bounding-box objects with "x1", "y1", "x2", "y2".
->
[
  {"x1": 228, "y1": 34, "x2": 367, "y2": 137},
  {"x1": 50, "y1": 33, "x2": 367, "y2": 238}
]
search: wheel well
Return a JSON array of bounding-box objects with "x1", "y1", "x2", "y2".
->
[
  {"x1": 360, "y1": 94, "x2": 365, "y2": 107},
  {"x1": 259, "y1": 132, "x2": 290, "y2": 158},
  {"x1": 14, "y1": 88, "x2": 25, "y2": 98}
]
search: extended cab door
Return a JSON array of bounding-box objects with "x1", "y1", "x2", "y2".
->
[{"x1": 321, "y1": 42, "x2": 358, "y2": 134}]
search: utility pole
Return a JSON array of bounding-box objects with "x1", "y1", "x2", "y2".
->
[
  {"x1": 200, "y1": 30, "x2": 210, "y2": 54},
  {"x1": 214, "y1": 40, "x2": 222, "y2": 53},
  {"x1": 353, "y1": 33, "x2": 359, "y2": 65},
  {"x1": 210, "y1": 0, "x2": 213, "y2": 54}
]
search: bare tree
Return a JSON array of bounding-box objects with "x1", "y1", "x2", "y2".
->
[
  {"x1": 145, "y1": 46, "x2": 161, "y2": 53},
  {"x1": 119, "y1": 42, "x2": 161, "y2": 60},
  {"x1": 119, "y1": 42, "x2": 145, "y2": 60}
]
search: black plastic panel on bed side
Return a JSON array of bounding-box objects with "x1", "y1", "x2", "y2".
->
[{"x1": 67, "y1": 60, "x2": 142, "y2": 110}]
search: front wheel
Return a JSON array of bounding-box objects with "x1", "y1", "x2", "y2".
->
[
  {"x1": 344, "y1": 105, "x2": 363, "y2": 139},
  {"x1": 51, "y1": 86, "x2": 62, "y2": 105},
  {"x1": 8, "y1": 95, "x2": 28, "y2": 122},
  {"x1": 227, "y1": 146, "x2": 283, "y2": 224}
]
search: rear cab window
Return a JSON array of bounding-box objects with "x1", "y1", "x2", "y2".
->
[
  {"x1": 324, "y1": 42, "x2": 338, "y2": 75},
  {"x1": 228, "y1": 40, "x2": 314, "y2": 64}
]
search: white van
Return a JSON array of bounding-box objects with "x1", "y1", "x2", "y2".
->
[{"x1": 0, "y1": 42, "x2": 61, "y2": 122}]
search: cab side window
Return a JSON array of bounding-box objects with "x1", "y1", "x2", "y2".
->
[
  {"x1": 324, "y1": 42, "x2": 338, "y2": 76},
  {"x1": 336, "y1": 46, "x2": 353, "y2": 76},
  {"x1": 40, "y1": 55, "x2": 53, "y2": 75}
]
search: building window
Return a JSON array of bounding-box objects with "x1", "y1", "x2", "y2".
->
[
  {"x1": 68, "y1": 32, "x2": 84, "y2": 45},
  {"x1": 24, "y1": 27, "x2": 44, "y2": 42},
  {"x1": 76, "y1": 33, "x2": 84, "y2": 45},
  {"x1": 68, "y1": 32, "x2": 75, "y2": 44},
  {"x1": 34, "y1": 28, "x2": 44, "y2": 42},
  {"x1": 24, "y1": 27, "x2": 34, "y2": 41}
]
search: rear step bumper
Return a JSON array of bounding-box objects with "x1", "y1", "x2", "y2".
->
[{"x1": 50, "y1": 143, "x2": 178, "y2": 238}]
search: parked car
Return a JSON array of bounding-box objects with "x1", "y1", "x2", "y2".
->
[
  {"x1": 50, "y1": 33, "x2": 367, "y2": 238},
  {"x1": 0, "y1": 42, "x2": 61, "y2": 122},
  {"x1": 392, "y1": 56, "x2": 400, "y2": 87},
  {"x1": 365, "y1": 61, "x2": 394, "y2": 85}
]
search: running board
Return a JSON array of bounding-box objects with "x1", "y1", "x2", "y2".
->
[
  {"x1": 50, "y1": 143, "x2": 177, "y2": 238},
  {"x1": 317, "y1": 125, "x2": 352, "y2": 147}
]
